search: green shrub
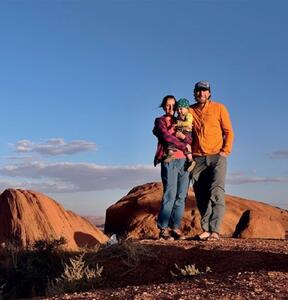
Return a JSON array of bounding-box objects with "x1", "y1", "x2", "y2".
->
[{"x1": 33, "y1": 237, "x2": 66, "y2": 252}]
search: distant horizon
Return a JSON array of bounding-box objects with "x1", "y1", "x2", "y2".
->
[
  {"x1": 56, "y1": 187, "x2": 288, "y2": 217},
  {"x1": 1, "y1": 181, "x2": 288, "y2": 218}
]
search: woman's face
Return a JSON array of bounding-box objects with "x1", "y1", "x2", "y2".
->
[{"x1": 164, "y1": 98, "x2": 176, "y2": 116}]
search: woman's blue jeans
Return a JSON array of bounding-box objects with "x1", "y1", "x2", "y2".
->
[{"x1": 157, "y1": 159, "x2": 190, "y2": 229}]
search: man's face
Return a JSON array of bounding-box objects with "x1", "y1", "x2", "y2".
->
[
  {"x1": 164, "y1": 98, "x2": 176, "y2": 116},
  {"x1": 195, "y1": 89, "x2": 211, "y2": 104}
]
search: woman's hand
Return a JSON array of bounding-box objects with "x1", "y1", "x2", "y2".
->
[{"x1": 176, "y1": 131, "x2": 186, "y2": 140}]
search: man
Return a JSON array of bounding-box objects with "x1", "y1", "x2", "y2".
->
[{"x1": 190, "y1": 81, "x2": 234, "y2": 240}]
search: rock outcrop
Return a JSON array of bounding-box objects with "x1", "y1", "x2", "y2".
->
[
  {"x1": 0, "y1": 189, "x2": 108, "y2": 250},
  {"x1": 105, "y1": 182, "x2": 288, "y2": 239}
]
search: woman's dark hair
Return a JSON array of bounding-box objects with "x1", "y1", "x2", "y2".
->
[{"x1": 159, "y1": 95, "x2": 176, "y2": 108}]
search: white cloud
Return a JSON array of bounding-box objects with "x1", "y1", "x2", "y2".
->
[
  {"x1": 0, "y1": 161, "x2": 160, "y2": 192},
  {"x1": 2, "y1": 160, "x2": 287, "y2": 195},
  {"x1": 5, "y1": 156, "x2": 34, "y2": 161},
  {"x1": 268, "y1": 149, "x2": 288, "y2": 159},
  {"x1": 227, "y1": 173, "x2": 288, "y2": 184},
  {"x1": 0, "y1": 178, "x2": 75, "y2": 193},
  {"x1": 14, "y1": 138, "x2": 96, "y2": 156}
]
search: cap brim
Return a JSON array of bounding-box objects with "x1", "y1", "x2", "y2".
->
[{"x1": 195, "y1": 87, "x2": 210, "y2": 91}]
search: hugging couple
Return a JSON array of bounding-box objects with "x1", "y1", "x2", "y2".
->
[{"x1": 153, "y1": 81, "x2": 234, "y2": 241}]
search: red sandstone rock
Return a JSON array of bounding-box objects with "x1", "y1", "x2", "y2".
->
[
  {"x1": 0, "y1": 189, "x2": 108, "y2": 250},
  {"x1": 233, "y1": 210, "x2": 286, "y2": 239},
  {"x1": 105, "y1": 182, "x2": 288, "y2": 239}
]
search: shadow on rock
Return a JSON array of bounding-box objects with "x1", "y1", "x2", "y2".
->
[{"x1": 74, "y1": 231, "x2": 100, "y2": 248}]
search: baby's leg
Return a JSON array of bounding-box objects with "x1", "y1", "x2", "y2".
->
[
  {"x1": 185, "y1": 144, "x2": 193, "y2": 161},
  {"x1": 184, "y1": 144, "x2": 196, "y2": 172}
]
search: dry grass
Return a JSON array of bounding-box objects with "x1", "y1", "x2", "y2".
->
[
  {"x1": 170, "y1": 263, "x2": 212, "y2": 277},
  {"x1": 47, "y1": 253, "x2": 103, "y2": 296},
  {"x1": 95, "y1": 239, "x2": 156, "y2": 269}
]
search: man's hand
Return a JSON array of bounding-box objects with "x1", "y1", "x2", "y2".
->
[
  {"x1": 219, "y1": 151, "x2": 228, "y2": 157},
  {"x1": 175, "y1": 131, "x2": 186, "y2": 140}
]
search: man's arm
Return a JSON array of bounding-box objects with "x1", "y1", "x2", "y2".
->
[
  {"x1": 219, "y1": 104, "x2": 234, "y2": 155},
  {"x1": 153, "y1": 117, "x2": 191, "y2": 151}
]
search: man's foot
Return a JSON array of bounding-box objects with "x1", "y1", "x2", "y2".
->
[
  {"x1": 197, "y1": 231, "x2": 211, "y2": 241},
  {"x1": 171, "y1": 229, "x2": 186, "y2": 240},
  {"x1": 184, "y1": 160, "x2": 196, "y2": 172},
  {"x1": 207, "y1": 232, "x2": 220, "y2": 241},
  {"x1": 159, "y1": 228, "x2": 174, "y2": 241}
]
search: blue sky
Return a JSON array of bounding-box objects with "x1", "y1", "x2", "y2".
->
[{"x1": 0, "y1": 0, "x2": 287, "y2": 215}]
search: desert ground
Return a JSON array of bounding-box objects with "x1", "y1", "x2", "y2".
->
[
  {"x1": 39, "y1": 238, "x2": 288, "y2": 300},
  {"x1": 0, "y1": 187, "x2": 287, "y2": 299}
]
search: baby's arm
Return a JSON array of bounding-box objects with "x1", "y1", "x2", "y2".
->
[{"x1": 177, "y1": 112, "x2": 193, "y2": 129}]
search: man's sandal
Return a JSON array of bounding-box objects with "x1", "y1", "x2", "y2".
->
[
  {"x1": 197, "y1": 231, "x2": 211, "y2": 241},
  {"x1": 207, "y1": 232, "x2": 220, "y2": 241}
]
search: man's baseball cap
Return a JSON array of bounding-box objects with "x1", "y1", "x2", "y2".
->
[
  {"x1": 194, "y1": 81, "x2": 210, "y2": 91},
  {"x1": 177, "y1": 98, "x2": 190, "y2": 108}
]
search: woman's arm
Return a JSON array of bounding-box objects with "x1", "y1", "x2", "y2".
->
[{"x1": 153, "y1": 117, "x2": 190, "y2": 151}]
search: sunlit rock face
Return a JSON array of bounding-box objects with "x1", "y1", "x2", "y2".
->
[
  {"x1": 0, "y1": 189, "x2": 108, "y2": 250},
  {"x1": 105, "y1": 182, "x2": 287, "y2": 239}
]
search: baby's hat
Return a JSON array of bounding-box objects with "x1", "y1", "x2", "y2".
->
[{"x1": 177, "y1": 98, "x2": 190, "y2": 108}]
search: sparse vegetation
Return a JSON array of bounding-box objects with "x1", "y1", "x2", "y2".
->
[
  {"x1": 96, "y1": 239, "x2": 156, "y2": 270},
  {"x1": 0, "y1": 239, "x2": 158, "y2": 298},
  {"x1": 33, "y1": 237, "x2": 67, "y2": 252},
  {"x1": 0, "y1": 237, "x2": 67, "y2": 299},
  {"x1": 47, "y1": 253, "x2": 103, "y2": 296},
  {"x1": 0, "y1": 238, "x2": 155, "y2": 299},
  {"x1": 2, "y1": 237, "x2": 286, "y2": 300},
  {"x1": 170, "y1": 263, "x2": 212, "y2": 277}
]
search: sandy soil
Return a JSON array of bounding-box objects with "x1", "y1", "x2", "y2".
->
[{"x1": 40, "y1": 238, "x2": 288, "y2": 300}]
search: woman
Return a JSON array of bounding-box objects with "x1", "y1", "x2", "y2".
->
[{"x1": 153, "y1": 95, "x2": 191, "y2": 240}]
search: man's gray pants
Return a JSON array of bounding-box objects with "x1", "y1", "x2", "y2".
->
[{"x1": 191, "y1": 154, "x2": 227, "y2": 233}]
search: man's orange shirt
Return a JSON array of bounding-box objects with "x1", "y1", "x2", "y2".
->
[{"x1": 189, "y1": 100, "x2": 234, "y2": 156}]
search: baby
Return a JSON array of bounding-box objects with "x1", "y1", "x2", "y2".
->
[{"x1": 164, "y1": 98, "x2": 196, "y2": 172}]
